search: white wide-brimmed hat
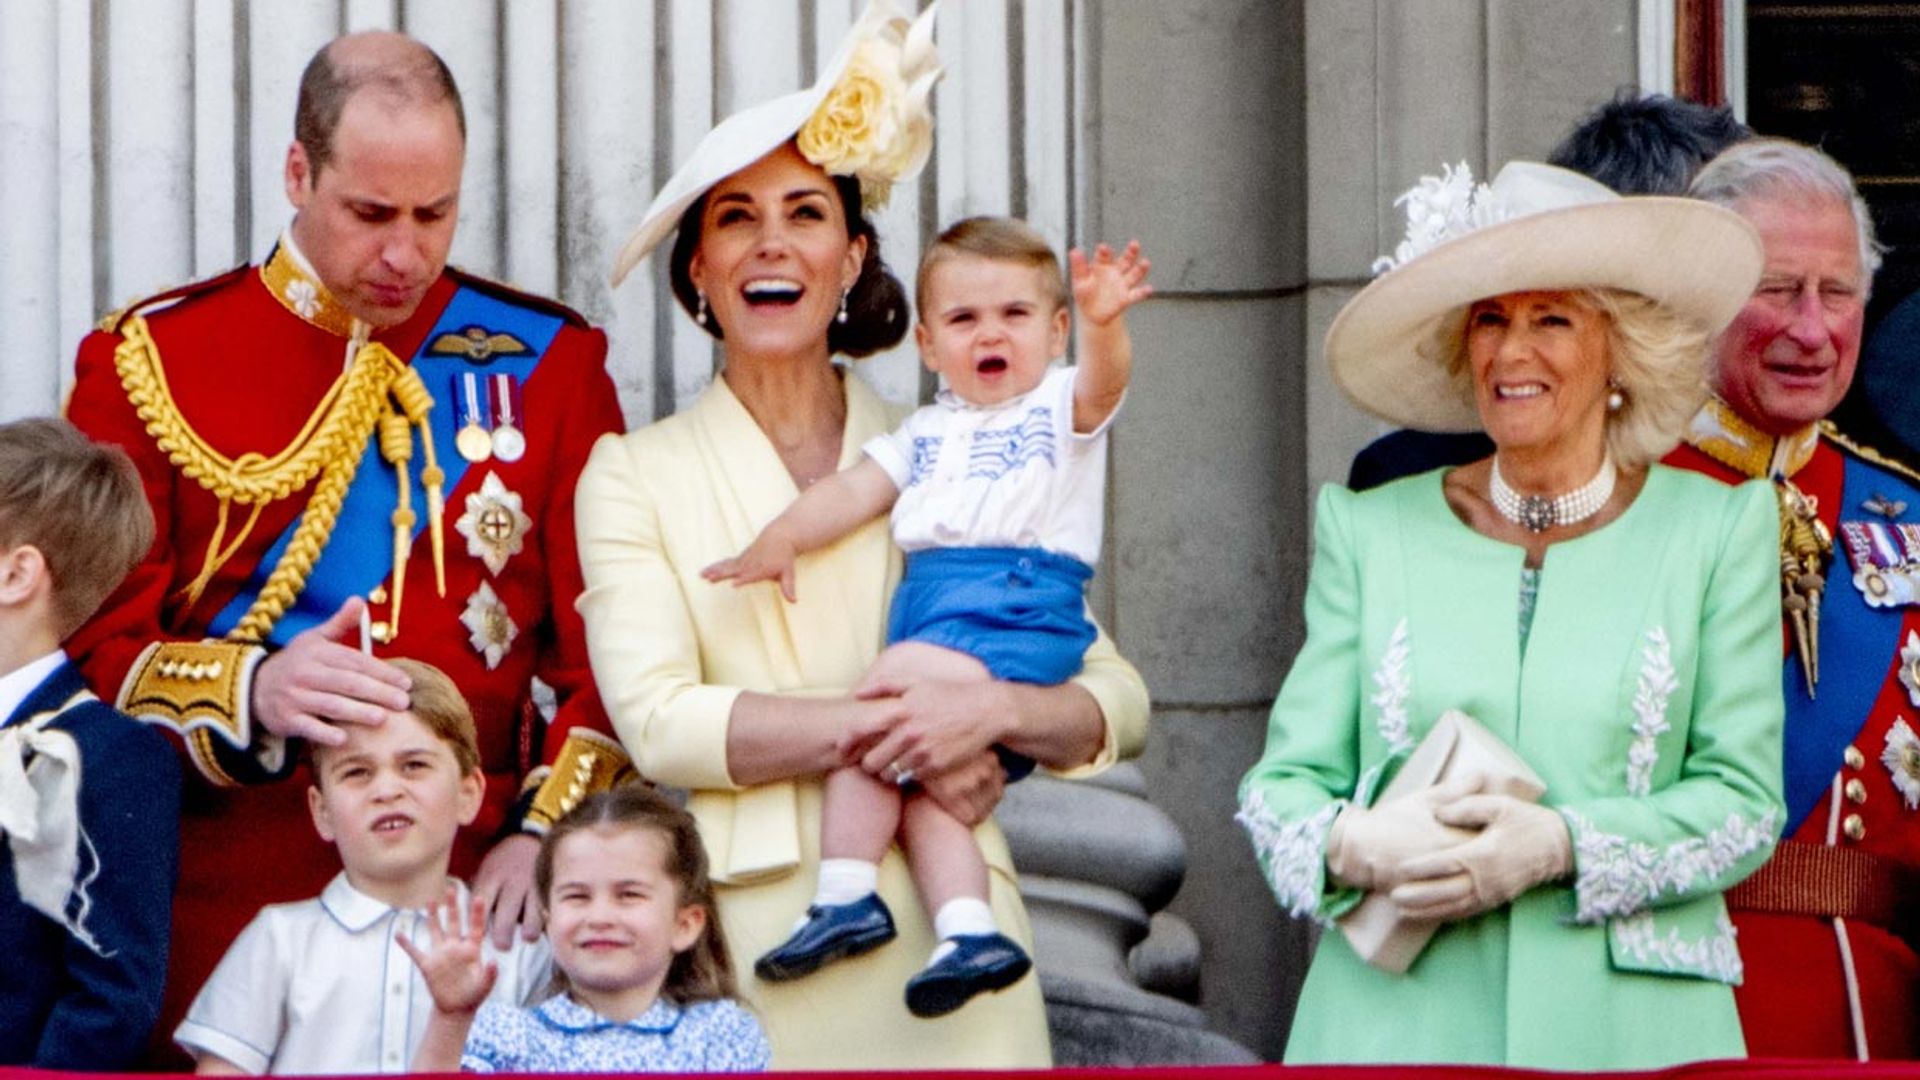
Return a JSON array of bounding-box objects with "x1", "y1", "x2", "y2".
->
[
  {"x1": 1325, "y1": 161, "x2": 1764, "y2": 431},
  {"x1": 609, "y1": 0, "x2": 941, "y2": 288}
]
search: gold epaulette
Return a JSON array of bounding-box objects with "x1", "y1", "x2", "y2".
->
[
  {"x1": 1819, "y1": 421, "x2": 1920, "y2": 488},
  {"x1": 118, "y1": 640, "x2": 267, "y2": 788},
  {"x1": 525, "y1": 730, "x2": 636, "y2": 832}
]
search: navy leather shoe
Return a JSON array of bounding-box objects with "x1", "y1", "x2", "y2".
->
[
  {"x1": 905, "y1": 932, "x2": 1032, "y2": 1017},
  {"x1": 754, "y1": 894, "x2": 897, "y2": 982}
]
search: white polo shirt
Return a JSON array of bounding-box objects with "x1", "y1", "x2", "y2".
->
[
  {"x1": 864, "y1": 365, "x2": 1118, "y2": 566},
  {"x1": 175, "y1": 873, "x2": 551, "y2": 1075}
]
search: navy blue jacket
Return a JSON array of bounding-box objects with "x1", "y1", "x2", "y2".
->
[{"x1": 0, "y1": 660, "x2": 180, "y2": 1068}]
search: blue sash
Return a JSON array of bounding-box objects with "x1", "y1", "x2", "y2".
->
[
  {"x1": 1780, "y1": 451, "x2": 1920, "y2": 832},
  {"x1": 208, "y1": 287, "x2": 563, "y2": 644}
]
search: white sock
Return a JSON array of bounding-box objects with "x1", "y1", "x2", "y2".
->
[
  {"x1": 812, "y1": 859, "x2": 879, "y2": 908},
  {"x1": 927, "y1": 897, "x2": 997, "y2": 964}
]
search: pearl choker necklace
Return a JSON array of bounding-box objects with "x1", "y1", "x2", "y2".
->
[{"x1": 1489, "y1": 454, "x2": 1616, "y2": 533}]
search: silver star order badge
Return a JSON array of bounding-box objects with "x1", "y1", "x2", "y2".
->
[
  {"x1": 460, "y1": 580, "x2": 518, "y2": 670},
  {"x1": 1902, "y1": 630, "x2": 1920, "y2": 709},
  {"x1": 455, "y1": 471, "x2": 533, "y2": 576},
  {"x1": 1883, "y1": 718, "x2": 1920, "y2": 811}
]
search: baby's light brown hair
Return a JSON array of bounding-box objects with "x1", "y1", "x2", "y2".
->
[
  {"x1": 0, "y1": 418, "x2": 154, "y2": 638},
  {"x1": 915, "y1": 216, "x2": 1069, "y2": 317}
]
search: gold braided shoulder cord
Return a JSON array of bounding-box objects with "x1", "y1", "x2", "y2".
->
[
  {"x1": 1820, "y1": 422, "x2": 1920, "y2": 489},
  {"x1": 113, "y1": 315, "x2": 408, "y2": 641}
]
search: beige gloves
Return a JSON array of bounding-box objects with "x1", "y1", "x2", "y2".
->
[
  {"x1": 1324, "y1": 778, "x2": 1480, "y2": 892},
  {"x1": 1388, "y1": 794, "x2": 1572, "y2": 921}
]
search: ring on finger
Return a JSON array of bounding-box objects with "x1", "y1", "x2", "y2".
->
[{"x1": 889, "y1": 760, "x2": 916, "y2": 787}]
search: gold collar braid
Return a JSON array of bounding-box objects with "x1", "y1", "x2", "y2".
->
[{"x1": 113, "y1": 314, "x2": 446, "y2": 643}]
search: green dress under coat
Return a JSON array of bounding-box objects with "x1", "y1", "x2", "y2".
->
[{"x1": 1238, "y1": 466, "x2": 1785, "y2": 1068}]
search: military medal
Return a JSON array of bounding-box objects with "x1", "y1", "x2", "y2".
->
[
  {"x1": 490, "y1": 373, "x2": 526, "y2": 463},
  {"x1": 455, "y1": 472, "x2": 533, "y2": 576},
  {"x1": 460, "y1": 580, "x2": 518, "y2": 670},
  {"x1": 1884, "y1": 717, "x2": 1920, "y2": 810},
  {"x1": 1902, "y1": 631, "x2": 1920, "y2": 709},
  {"x1": 454, "y1": 372, "x2": 493, "y2": 462},
  {"x1": 1840, "y1": 520, "x2": 1920, "y2": 609}
]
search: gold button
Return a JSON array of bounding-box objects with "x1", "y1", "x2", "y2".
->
[
  {"x1": 1845, "y1": 746, "x2": 1866, "y2": 770},
  {"x1": 1846, "y1": 779, "x2": 1868, "y2": 804},
  {"x1": 371, "y1": 621, "x2": 394, "y2": 644},
  {"x1": 369, "y1": 586, "x2": 389, "y2": 604},
  {"x1": 1844, "y1": 813, "x2": 1866, "y2": 841}
]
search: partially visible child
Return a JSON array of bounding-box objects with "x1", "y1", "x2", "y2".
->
[
  {"x1": 405, "y1": 784, "x2": 768, "y2": 1072},
  {"x1": 0, "y1": 417, "x2": 176, "y2": 1069},
  {"x1": 174, "y1": 659, "x2": 549, "y2": 1074},
  {"x1": 703, "y1": 217, "x2": 1152, "y2": 1016}
]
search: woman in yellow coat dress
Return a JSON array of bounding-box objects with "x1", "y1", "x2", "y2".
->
[{"x1": 574, "y1": 5, "x2": 1149, "y2": 1068}]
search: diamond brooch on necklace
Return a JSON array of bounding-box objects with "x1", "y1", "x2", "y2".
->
[{"x1": 1489, "y1": 453, "x2": 1616, "y2": 533}]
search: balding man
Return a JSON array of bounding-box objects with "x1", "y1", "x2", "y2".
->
[
  {"x1": 1667, "y1": 138, "x2": 1919, "y2": 1060},
  {"x1": 64, "y1": 32, "x2": 628, "y2": 1062}
]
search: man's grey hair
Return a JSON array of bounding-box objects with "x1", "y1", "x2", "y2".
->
[{"x1": 1689, "y1": 137, "x2": 1883, "y2": 296}]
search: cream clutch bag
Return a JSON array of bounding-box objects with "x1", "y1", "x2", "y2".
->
[{"x1": 1337, "y1": 709, "x2": 1547, "y2": 973}]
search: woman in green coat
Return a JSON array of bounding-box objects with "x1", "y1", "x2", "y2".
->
[{"x1": 1239, "y1": 161, "x2": 1786, "y2": 1069}]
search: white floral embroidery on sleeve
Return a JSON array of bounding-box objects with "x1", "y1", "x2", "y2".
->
[
  {"x1": 1236, "y1": 791, "x2": 1343, "y2": 924},
  {"x1": 1626, "y1": 627, "x2": 1676, "y2": 797},
  {"x1": 1561, "y1": 807, "x2": 1776, "y2": 923},
  {"x1": 1610, "y1": 911, "x2": 1744, "y2": 984},
  {"x1": 1370, "y1": 618, "x2": 1414, "y2": 755}
]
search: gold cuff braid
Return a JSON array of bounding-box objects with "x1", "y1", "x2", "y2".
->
[
  {"x1": 525, "y1": 730, "x2": 636, "y2": 832},
  {"x1": 118, "y1": 640, "x2": 266, "y2": 788}
]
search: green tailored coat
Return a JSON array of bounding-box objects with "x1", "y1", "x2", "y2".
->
[{"x1": 1239, "y1": 466, "x2": 1785, "y2": 1069}]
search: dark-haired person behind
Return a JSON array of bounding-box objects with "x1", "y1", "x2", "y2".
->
[
  {"x1": 1348, "y1": 91, "x2": 1753, "y2": 492},
  {"x1": 573, "y1": 2, "x2": 1146, "y2": 1067},
  {"x1": 0, "y1": 418, "x2": 179, "y2": 1069}
]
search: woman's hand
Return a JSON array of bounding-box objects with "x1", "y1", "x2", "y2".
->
[
  {"x1": 1388, "y1": 794, "x2": 1572, "y2": 921},
  {"x1": 842, "y1": 677, "x2": 1015, "y2": 780},
  {"x1": 915, "y1": 749, "x2": 1008, "y2": 826},
  {"x1": 1324, "y1": 778, "x2": 1481, "y2": 891}
]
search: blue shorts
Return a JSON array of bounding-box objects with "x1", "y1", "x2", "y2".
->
[
  {"x1": 887, "y1": 547, "x2": 1094, "y2": 783},
  {"x1": 887, "y1": 546, "x2": 1097, "y2": 683}
]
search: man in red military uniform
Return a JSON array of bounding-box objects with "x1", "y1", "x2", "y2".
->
[
  {"x1": 63, "y1": 32, "x2": 629, "y2": 1062},
  {"x1": 1667, "y1": 137, "x2": 1920, "y2": 1059}
]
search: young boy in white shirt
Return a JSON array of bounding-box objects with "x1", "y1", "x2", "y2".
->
[
  {"x1": 705, "y1": 217, "x2": 1151, "y2": 1017},
  {"x1": 0, "y1": 417, "x2": 177, "y2": 1070},
  {"x1": 176, "y1": 659, "x2": 548, "y2": 1074}
]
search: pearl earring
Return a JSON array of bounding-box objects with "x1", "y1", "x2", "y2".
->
[
  {"x1": 695, "y1": 291, "x2": 709, "y2": 326},
  {"x1": 1607, "y1": 380, "x2": 1625, "y2": 411},
  {"x1": 837, "y1": 288, "x2": 851, "y2": 325}
]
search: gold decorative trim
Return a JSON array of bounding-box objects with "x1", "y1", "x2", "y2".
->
[
  {"x1": 1686, "y1": 397, "x2": 1819, "y2": 480},
  {"x1": 1821, "y1": 421, "x2": 1920, "y2": 489},
  {"x1": 260, "y1": 240, "x2": 359, "y2": 338},
  {"x1": 525, "y1": 730, "x2": 634, "y2": 832},
  {"x1": 119, "y1": 640, "x2": 266, "y2": 789}
]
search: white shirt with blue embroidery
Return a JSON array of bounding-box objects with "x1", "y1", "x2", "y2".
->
[
  {"x1": 174, "y1": 874, "x2": 551, "y2": 1074},
  {"x1": 461, "y1": 994, "x2": 770, "y2": 1073},
  {"x1": 864, "y1": 364, "x2": 1118, "y2": 566}
]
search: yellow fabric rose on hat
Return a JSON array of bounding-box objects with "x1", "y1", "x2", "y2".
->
[{"x1": 798, "y1": 4, "x2": 942, "y2": 210}]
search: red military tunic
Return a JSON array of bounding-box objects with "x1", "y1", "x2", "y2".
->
[
  {"x1": 1667, "y1": 396, "x2": 1920, "y2": 1059},
  {"x1": 64, "y1": 239, "x2": 628, "y2": 1065}
]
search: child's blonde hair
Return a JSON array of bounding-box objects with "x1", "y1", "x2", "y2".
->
[
  {"x1": 916, "y1": 216, "x2": 1069, "y2": 314},
  {"x1": 308, "y1": 659, "x2": 481, "y2": 783},
  {"x1": 0, "y1": 418, "x2": 153, "y2": 638},
  {"x1": 534, "y1": 784, "x2": 737, "y2": 1004}
]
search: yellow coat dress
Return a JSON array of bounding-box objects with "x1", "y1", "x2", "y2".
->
[{"x1": 574, "y1": 371, "x2": 1149, "y2": 1069}]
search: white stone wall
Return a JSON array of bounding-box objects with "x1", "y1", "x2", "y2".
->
[{"x1": 0, "y1": 0, "x2": 1087, "y2": 425}]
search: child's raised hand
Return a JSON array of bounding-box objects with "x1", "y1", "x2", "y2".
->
[
  {"x1": 397, "y1": 886, "x2": 499, "y2": 1017},
  {"x1": 700, "y1": 533, "x2": 801, "y2": 603},
  {"x1": 1069, "y1": 240, "x2": 1153, "y2": 327}
]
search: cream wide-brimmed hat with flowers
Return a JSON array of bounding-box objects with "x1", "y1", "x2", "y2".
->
[
  {"x1": 1324, "y1": 161, "x2": 1764, "y2": 432},
  {"x1": 609, "y1": 0, "x2": 940, "y2": 288}
]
